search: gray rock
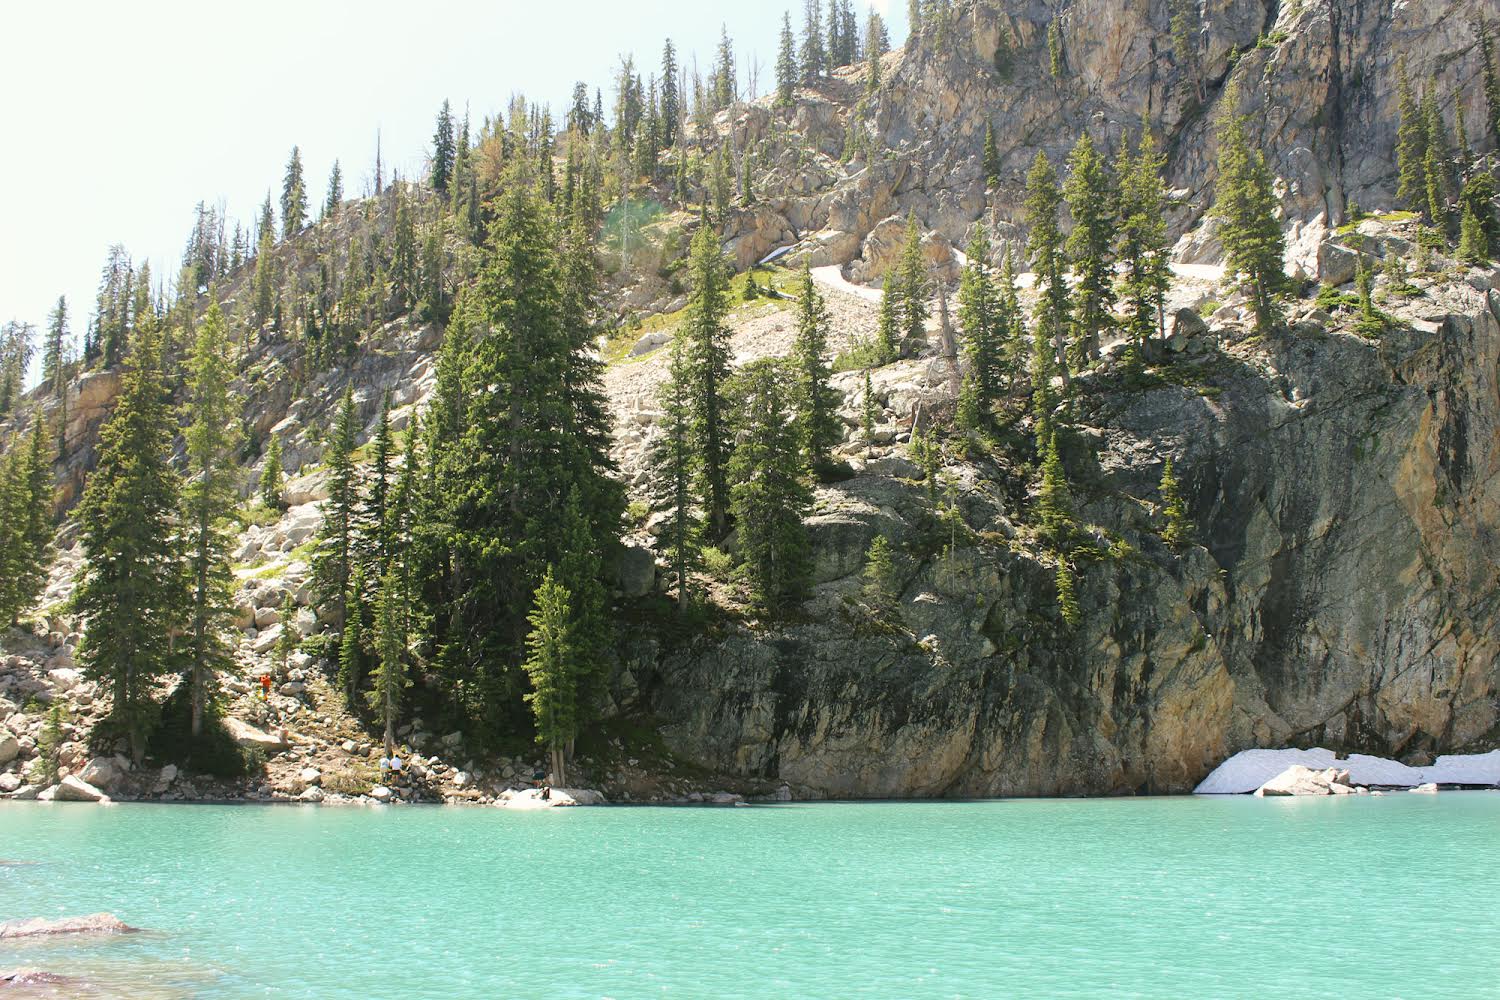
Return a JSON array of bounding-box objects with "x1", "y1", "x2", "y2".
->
[
  {"x1": 51, "y1": 775, "x2": 109, "y2": 802},
  {"x1": 0, "y1": 734, "x2": 17, "y2": 766},
  {"x1": 0, "y1": 913, "x2": 140, "y2": 940},
  {"x1": 0, "y1": 773, "x2": 20, "y2": 793},
  {"x1": 617, "y1": 543, "x2": 656, "y2": 598}
]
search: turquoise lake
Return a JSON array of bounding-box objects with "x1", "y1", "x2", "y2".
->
[{"x1": 1, "y1": 795, "x2": 1497, "y2": 998}]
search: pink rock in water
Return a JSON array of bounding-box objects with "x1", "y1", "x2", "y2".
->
[{"x1": 0, "y1": 913, "x2": 140, "y2": 940}]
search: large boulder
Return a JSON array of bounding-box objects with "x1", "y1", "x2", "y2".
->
[
  {"x1": 224, "y1": 718, "x2": 289, "y2": 754},
  {"x1": 50, "y1": 775, "x2": 110, "y2": 802},
  {"x1": 1255, "y1": 765, "x2": 1355, "y2": 797},
  {"x1": 617, "y1": 543, "x2": 656, "y2": 598},
  {"x1": 0, "y1": 733, "x2": 17, "y2": 765}
]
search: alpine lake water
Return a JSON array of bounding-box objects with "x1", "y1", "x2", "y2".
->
[{"x1": 1, "y1": 794, "x2": 1496, "y2": 999}]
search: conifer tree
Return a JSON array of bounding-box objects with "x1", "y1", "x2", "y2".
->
[
  {"x1": 313, "y1": 387, "x2": 360, "y2": 625},
  {"x1": 0, "y1": 418, "x2": 55, "y2": 626},
  {"x1": 274, "y1": 592, "x2": 299, "y2": 675},
  {"x1": 683, "y1": 225, "x2": 734, "y2": 538},
  {"x1": 862, "y1": 369, "x2": 879, "y2": 455},
  {"x1": 338, "y1": 562, "x2": 366, "y2": 707},
  {"x1": 1116, "y1": 123, "x2": 1172, "y2": 350},
  {"x1": 182, "y1": 303, "x2": 241, "y2": 739},
  {"x1": 1481, "y1": 20, "x2": 1500, "y2": 146},
  {"x1": 74, "y1": 318, "x2": 187, "y2": 763},
  {"x1": 324, "y1": 160, "x2": 343, "y2": 220},
  {"x1": 649, "y1": 339, "x2": 703, "y2": 610},
  {"x1": 956, "y1": 226, "x2": 1003, "y2": 430},
  {"x1": 661, "y1": 40, "x2": 680, "y2": 146},
  {"x1": 895, "y1": 214, "x2": 930, "y2": 347},
  {"x1": 1064, "y1": 133, "x2": 1116, "y2": 365},
  {"x1": 801, "y1": 0, "x2": 827, "y2": 83},
  {"x1": 908, "y1": 0, "x2": 922, "y2": 42},
  {"x1": 1035, "y1": 428, "x2": 1073, "y2": 543},
  {"x1": 1055, "y1": 559, "x2": 1080, "y2": 627},
  {"x1": 361, "y1": 392, "x2": 394, "y2": 574},
  {"x1": 522, "y1": 566, "x2": 578, "y2": 785},
  {"x1": 42, "y1": 296, "x2": 67, "y2": 392},
  {"x1": 983, "y1": 124, "x2": 1001, "y2": 189},
  {"x1": 1210, "y1": 87, "x2": 1287, "y2": 332},
  {"x1": 1460, "y1": 202, "x2": 1491, "y2": 265},
  {"x1": 368, "y1": 565, "x2": 411, "y2": 754},
  {"x1": 1395, "y1": 60, "x2": 1428, "y2": 213},
  {"x1": 1422, "y1": 87, "x2": 1454, "y2": 229},
  {"x1": 281, "y1": 146, "x2": 307, "y2": 238},
  {"x1": 791, "y1": 264, "x2": 840, "y2": 470},
  {"x1": 729, "y1": 359, "x2": 813, "y2": 614},
  {"x1": 1048, "y1": 18, "x2": 1063, "y2": 78},
  {"x1": 1159, "y1": 458, "x2": 1193, "y2": 550},
  {"x1": 1026, "y1": 151, "x2": 1071, "y2": 392},
  {"x1": 776, "y1": 13, "x2": 798, "y2": 107},
  {"x1": 432, "y1": 99, "x2": 456, "y2": 196},
  {"x1": 259, "y1": 435, "x2": 283, "y2": 509},
  {"x1": 874, "y1": 281, "x2": 900, "y2": 364},
  {"x1": 863, "y1": 535, "x2": 899, "y2": 611}
]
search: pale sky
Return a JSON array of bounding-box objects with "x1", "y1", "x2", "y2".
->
[{"x1": 0, "y1": 1, "x2": 901, "y2": 382}]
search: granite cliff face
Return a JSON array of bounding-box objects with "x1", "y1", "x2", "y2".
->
[{"x1": 621, "y1": 264, "x2": 1500, "y2": 797}]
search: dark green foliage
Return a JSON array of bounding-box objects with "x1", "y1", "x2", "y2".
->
[
  {"x1": 1064, "y1": 133, "x2": 1116, "y2": 367},
  {"x1": 777, "y1": 13, "x2": 798, "y2": 107},
  {"x1": 956, "y1": 226, "x2": 1004, "y2": 431},
  {"x1": 1460, "y1": 202, "x2": 1491, "y2": 265},
  {"x1": 275, "y1": 593, "x2": 299, "y2": 675},
  {"x1": 1395, "y1": 61, "x2": 1428, "y2": 213},
  {"x1": 259, "y1": 435, "x2": 283, "y2": 509},
  {"x1": 324, "y1": 160, "x2": 343, "y2": 220},
  {"x1": 683, "y1": 225, "x2": 734, "y2": 538},
  {"x1": 729, "y1": 359, "x2": 813, "y2": 614},
  {"x1": 74, "y1": 318, "x2": 188, "y2": 763},
  {"x1": 649, "y1": 340, "x2": 703, "y2": 612},
  {"x1": 1055, "y1": 559, "x2": 1080, "y2": 627},
  {"x1": 1047, "y1": 18, "x2": 1063, "y2": 78},
  {"x1": 0, "y1": 417, "x2": 55, "y2": 625},
  {"x1": 1035, "y1": 429, "x2": 1073, "y2": 544},
  {"x1": 894, "y1": 214, "x2": 930, "y2": 348},
  {"x1": 281, "y1": 146, "x2": 307, "y2": 238},
  {"x1": 35, "y1": 702, "x2": 66, "y2": 784},
  {"x1": 1159, "y1": 459, "x2": 1193, "y2": 550},
  {"x1": 861, "y1": 369, "x2": 879, "y2": 455},
  {"x1": 1481, "y1": 20, "x2": 1500, "y2": 146},
  {"x1": 522, "y1": 566, "x2": 578, "y2": 784},
  {"x1": 182, "y1": 303, "x2": 241, "y2": 738},
  {"x1": 313, "y1": 387, "x2": 360, "y2": 625},
  {"x1": 862, "y1": 535, "x2": 900, "y2": 611},
  {"x1": 368, "y1": 565, "x2": 411, "y2": 752},
  {"x1": 432, "y1": 99, "x2": 456, "y2": 195},
  {"x1": 1026, "y1": 151, "x2": 1071, "y2": 392},
  {"x1": 338, "y1": 562, "x2": 367, "y2": 708},
  {"x1": 801, "y1": 0, "x2": 827, "y2": 83},
  {"x1": 1116, "y1": 123, "x2": 1172, "y2": 351},
  {"x1": 982, "y1": 124, "x2": 1001, "y2": 188},
  {"x1": 791, "y1": 264, "x2": 841, "y2": 469},
  {"x1": 1210, "y1": 86, "x2": 1288, "y2": 332}
]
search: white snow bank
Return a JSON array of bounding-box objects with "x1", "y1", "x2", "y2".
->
[{"x1": 1195, "y1": 748, "x2": 1500, "y2": 794}]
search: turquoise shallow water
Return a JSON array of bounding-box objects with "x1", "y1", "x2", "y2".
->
[{"x1": 0, "y1": 795, "x2": 1497, "y2": 999}]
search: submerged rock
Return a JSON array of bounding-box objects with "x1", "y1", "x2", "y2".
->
[
  {"x1": 494, "y1": 787, "x2": 606, "y2": 809},
  {"x1": 0, "y1": 914, "x2": 139, "y2": 940}
]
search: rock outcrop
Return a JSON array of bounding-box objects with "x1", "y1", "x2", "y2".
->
[{"x1": 0, "y1": 914, "x2": 138, "y2": 940}]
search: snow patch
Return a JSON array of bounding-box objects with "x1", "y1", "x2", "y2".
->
[{"x1": 1195, "y1": 748, "x2": 1500, "y2": 794}]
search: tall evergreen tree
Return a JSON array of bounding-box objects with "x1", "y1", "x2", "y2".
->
[
  {"x1": 1159, "y1": 459, "x2": 1193, "y2": 550},
  {"x1": 432, "y1": 99, "x2": 456, "y2": 196},
  {"x1": 649, "y1": 340, "x2": 703, "y2": 610},
  {"x1": 0, "y1": 418, "x2": 55, "y2": 626},
  {"x1": 313, "y1": 387, "x2": 360, "y2": 625},
  {"x1": 324, "y1": 160, "x2": 343, "y2": 219},
  {"x1": 182, "y1": 303, "x2": 241, "y2": 739},
  {"x1": 682, "y1": 225, "x2": 734, "y2": 538},
  {"x1": 874, "y1": 280, "x2": 900, "y2": 365},
  {"x1": 661, "y1": 40, "x2": 680, "y2": 146},
  {"x1": 74, "y1": 318, "x2": 187, "y2": 763},
  {"x1": 983, "y1": 124, "x2": 1001, "y2": 189},
  {"x1": 1395, "y1": 60, "x2": 1428, "y2": 213},
  {"x1": 1210, "y1": 87, "x2": 1287, "y2": 331},
  {"x1": 522, "y1": 566, "x2": 578, "y2": 786},
  {"x1": 259, "y1": 435, "x2": 283, "y2": 509},
  {"x1": 1116, "y1": 123, "x2": 1172, "y2": 350},
  {"x1": 1480, "y1": 20, "x2": 1500, "y2": 146},
  {"x1": 42, "y1": 296, "x2": 67, "y2": 393},
  {"x1": 338, "y1": 562, "x2": 367, "y2": 708},
  {"x1": 281, "y1": 146, "x2": 307, "y2": 238},
  {"x1": 801, "y1": 0, "x2": 827, "y2": 83},
  {"x1": 1064, "y1": 133, "x2": 1116, "y2": 365},
  {"x1": 790, "y1": 264, "x2": 840, "y2": 470},
  {"x1": 361, "y1": 392, "x2": 395, "y2": 575},
  {"x1": 729, "y1": 359, "x2": 813, "y2": 614},
  {"x1": 895, "y1": 214, "x2": 930, "y2": 347},
  {"x1": 776, "y1": 13, "x2": 798, "y2": 108},
  {"x1": 1026, "y1": 151, "x2": 1071, "y2": 392},
  {"x1": 956, "y1": 226, "x2": 1003, "y2": 431},
  {"x1": 1035, "y1": 428, "x2": 1073, "y2": 543},
  {"x1": 368, "y1": 565, "x2": 411, "y2": 754}
]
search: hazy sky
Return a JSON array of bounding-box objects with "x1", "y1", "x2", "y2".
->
[{"x1": 0, "y1": 1, "x2": 901, "y2": 381}]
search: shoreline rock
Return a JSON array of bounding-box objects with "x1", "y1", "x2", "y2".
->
[{"x1": 0, "y1": 913, "x2": 139, "y2": 940}]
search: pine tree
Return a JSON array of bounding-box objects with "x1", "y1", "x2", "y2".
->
[
  {"x1": 661, "y1": 40, "x2": 680, "y2": 146},
  {"x1": 74, "y1": 318, "x2": 187, "y2": 763},
  {"x1": 1064, "y1": 133, "x2": 1116, "y2": 365},
  {"x1": 1159, "y1": 458, "x2": 1193, "y2": 550},
  {"x1": 274, "y1": 592, "x2": 299, "y2": 675},
  {"x1": 281, "y1": 146, "x2": 307, "y2": 238},
  {"x1": 1210, "y1": 87, "x2": 1288, "y2": 332},
  {"x1": 1460, "y1": 201, "x2": 1491, "y2": 265},
  {"x1": 368, "y1": 566, "x2": 411, "y2": 754},
  {"x1": 729, "y1": 359, "x2": 813, "y2": 614},
  {"x1": 323, "y1": 160, "x2": 343, "y2": 220},
  {"x1": 875, "y1": 280, "x2": 900, "y2": 364},
  {"x1": 1048, "y1": 18, "x2": 1064, "y2": 78},
  {"x1": 1395, "y1": 60, "x2": 1428, "y2": 213},
  {"x1": 956, "y1": 226, "x2": 1003, "y2": 430},
  {"x1": 1423, "y1": 87, "x2": 1454, "y2": 228},
  {"x1": 360, "y1": 392, "x2": 395, "y2": 575},
  {"x1": 182, "y1": 303, "x2": 241, "y2": 739},
  {"x1": 1035, "y1": 428, "x2": 1073, "y2": 543},
  {"x1": 432, "y1": 99, "x2": 456, "y2": 196},
  {"x1": 862, "y1": 369, "x2": 879, "y2": 455},
  {"x1": 791, "y1": 264, "x2": 841, "y2": 470},
  {"x1": 862, "y1": 534, "x2": 900, "y2": 611},
  {"x1": 908, "y1": 0, "x2": 922, "y2": 42},
  {"x1": 1117, "y1": 123, "x2": 1172, "y2": 351},
  {"x1": 1026, "y1": 151, "x2": 1071, "y2": 392},
  {"x1": 0, "y1": 418, "x2": 55, "y2": 626},
  {"x1": 259, "y1": 435, "x2": 283, "y2": 509},
  {"x1": 522, "y1": 566, "x2": 578, "y2": 786},
  {"x1": 1481, "y1": 20, "x2": 1500, "y2": 146},
  {"x1": 649, "y1": 339, "x2": 703, "y2": 610},
  {"x1": 896, "y1": 214, "x2": 930, "y2": 347},
  {"x1": 683, "y1": 225, "x2": 734, "y2": 538},
  {"x1": 338, "y1": 562, "x2": 366, "y2": 707},
  {"x1": 776, "y1": 13, "x2": 798, "y2": 107},
  {"x1": 983, "y1": 124, "x2": 1001, "y2": 189},
  {"x1": 313, "y1": 387, "x2": 360, "y2": 625},
  {"x1": 801, "y1": 0, "x2": 827, "y2": 83},
  {"x1": 35, "y1": 702, "x2": 65, "y2": 785},
  {"x1": 1055, "y1": 559, "x2": 1080, "y2": 628},
  {"x1": 42, "y1": 296, "x2": 67, "y2": 392}
]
